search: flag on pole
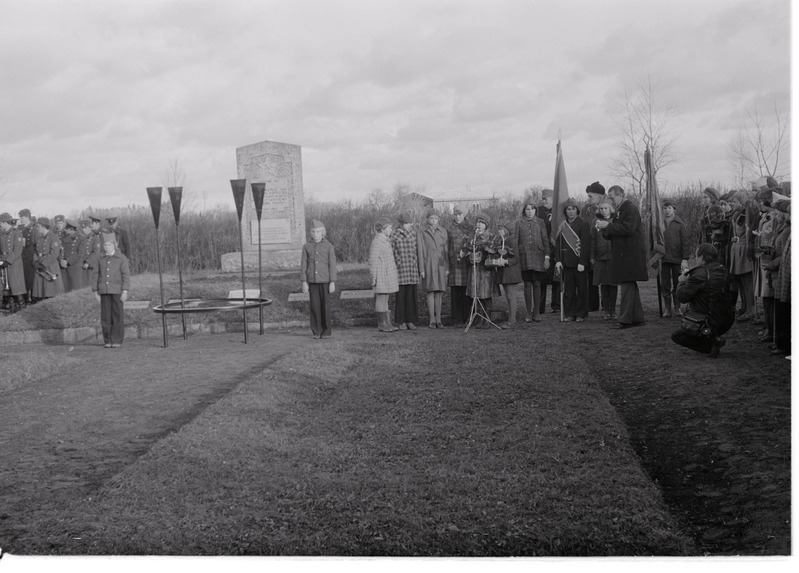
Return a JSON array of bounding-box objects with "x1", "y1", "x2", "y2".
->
[
  {"x1": 550, "y1": 139, "x2": 570, "y2": 245},
  {"x1": 645, "y1": 144, "x2": 666, "y2": 269}
]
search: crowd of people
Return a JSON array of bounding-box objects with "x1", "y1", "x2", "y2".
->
[
  {"x1": 354, "y1": 179, "x2": 790, "y2": 360},
  {"x1": 0, "y1": 209, "x2": 132, "y2": 346}
]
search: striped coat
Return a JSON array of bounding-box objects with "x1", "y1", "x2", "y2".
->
[
  {"x1": 391, "y1": 226, "x2": 419, "y2": 285},
  {"x1": 369, "y1": 233, "x2": 398, "y2": 294},
  {"x1": 514, "y1": 216, "x2": 550, "y2": 272}
]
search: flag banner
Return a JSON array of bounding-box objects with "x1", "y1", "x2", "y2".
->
[
  {"x1": 645, "y1": 145, "x2": 665, "y2": 269},
  {"x1": 550, "y1": 140, "x2": 570, "y2": 245},
  {"x1": 556, "y1": 219, "x2": 581, "y2": 258}
]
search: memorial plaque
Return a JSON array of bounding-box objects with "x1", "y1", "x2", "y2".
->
[
  {"x1": 221, "y1": 139, "x2": 306, "y2": 271},
  {"x1": 339, "y1": 290, "x2": 376, "y2": 300},
  {"x1": 124, "y1": 300, "x2": 151, "y2": 310},
  {"x1": 287, "y1": 292, "x2": 310, "y2": 302},
  {"x1": 228, "y1": 289, "x2": 261, "y2": 300},
  {"x1": 250, "y1": 218, "x2": 292, "y2": 244}
]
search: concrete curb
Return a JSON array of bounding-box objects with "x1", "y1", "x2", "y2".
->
[{"x1": 0, "y1": 317, "x2": 377, "y2": 346}]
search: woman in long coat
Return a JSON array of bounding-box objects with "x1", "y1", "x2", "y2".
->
[
  {"x1": 31, "y1": 217, "x2": 65, "y2": 300},
  {"x1": 369, "y1": 216, "x2": 399, "y2": 333},
  {"x1": 590, "y1": 199, "x2": 617, "y2": 320},
  {"x1": 465, "y1": 214, "x2": 494, "y2": 328},
  {"x1": 417, "y1": 209, "x2": 449, "y2": 328},
  {"x1": 494, "y1": 223, "x2": 522, "y2": 327},
  {"x1": 391, "y1": 211, "x2": 420, "y2": 330},
  {"x1": 514, "y1": 199, "x2": 550, "y2": 322}
]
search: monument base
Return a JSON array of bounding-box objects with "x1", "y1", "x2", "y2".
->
[{"x1": 221, "y1": 249, "x2": 301, "y2": 272}]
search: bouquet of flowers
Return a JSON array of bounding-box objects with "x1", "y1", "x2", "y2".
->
[
  {"x1": 484, "y1": 233, "x2": 514, "y2": 267},
  {"x1": 458, "y1": 232, "x2": 493, "y2": 265}
]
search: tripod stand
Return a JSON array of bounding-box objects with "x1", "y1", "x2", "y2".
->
[{"x1": 464, "y1": 229, "x2": 502, "y2": 333}]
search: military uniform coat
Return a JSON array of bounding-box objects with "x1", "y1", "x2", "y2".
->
[
  {"x1": 602, "y1": 199, "x2": 649, "y2": 283},
  {"x1": 391, "y1": 226, "x2": 420, "y2": 286},
  {"x1": 369, "y1": 233, "x2": 398, "y2": 294},
  {"x1": 18, "y1": 223, "x2": 36, "y2": 290},
  {"x1": 417, "y1": 224, "x2": 448, "y2": 292},
  {"x1": 32, "y1": 231, "x2": 65, "y2": 298},
  {"x1": 0, "y1": 228, "x2": 27, "y2": 295},
  {"x1": 447, "y1": 219, "x2": 472, "y2": 287},
  {"x1": 81, "y1": 231, "x2": 103, "y2": 285},
  {"x1": 64, "y1": 233, "x2": 87, "y2": 290}
]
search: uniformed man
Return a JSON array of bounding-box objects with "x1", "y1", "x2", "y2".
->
[
  {"x1": 60, "y1": 219, "x2": 81, "y2": 292},
  {"x1": 80, "y1": 218, "x2": 102, "y2": 287},
  {"x1": 0, "y1": 213, "x2": 28, "y2": 312},
  {"x1": 17, "y1": 208, "x2": 37, "y2": 302},
  {"x1": 105, "y1": 217, "x2": 131, "y2": 259},
  {"x1": 31, "y1": 217, "x2": 65, "y2": 301}
]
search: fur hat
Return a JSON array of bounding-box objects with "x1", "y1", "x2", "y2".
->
[
  {"x1": 541, "y1": 188, "x2": 554, "y2": 199},
  {"x1": 586, "y1": 181, "x2": 605, "y2": 195},
  {"x1": 397, "y1": 212, "x2": 412, "y2": 224},
  {"x1": 37, "y1": 217, "x2": 51, "y2": 229},
  {"x1": 703, "y1": 187, "x2": 720, "y2": 202},
  {"x1": 426, "y1": 208, "x2": 439, "y2": 219},
  {"x1": 662, "y1": 198, "x2": 676, "y2": 208},
  {"x1": 18, "y1": 208, "x2": 31, "y2": 218},
  {"x1": 475, "y1": 214, "x2": 490, "y2": 227},
  {"x1": 563, "y1": 197, "x2": 580, "y2": 214},
  {"x1": 54, "y1": 214, "x2": 65, "y2": 223},
  {"x1": 0, "y1": 212, "x2": 14, "y2": 223}
]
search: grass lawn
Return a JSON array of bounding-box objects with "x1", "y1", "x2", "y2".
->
[{"x1": 9, "y1": 329, "x2": 693, "y2": 556}]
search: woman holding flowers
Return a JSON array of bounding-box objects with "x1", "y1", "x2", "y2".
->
[{"x1": 464, "y1": 214, "x2": 495, "y2": 329}]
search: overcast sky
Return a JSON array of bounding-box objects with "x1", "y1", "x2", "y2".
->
[{"x1": 0, "y1": 0, "x2": 791, "y2": 218}]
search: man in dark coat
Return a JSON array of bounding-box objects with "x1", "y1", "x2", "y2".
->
[
  {"x1": 581, "y1": 181, "x2": 605, "y2": 312},
  {"x1": 671, "y1": 243, "x2": 734, "y2": 358},
  {"x1": 596, "y1": 185, "x2": 648, "y2": 328}
]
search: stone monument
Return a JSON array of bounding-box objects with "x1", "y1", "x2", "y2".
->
[{"x1": 221, "y1": 139, "x2": 306, "y2": 271}]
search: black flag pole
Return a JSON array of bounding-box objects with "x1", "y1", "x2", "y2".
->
[
  {"x1": 147, "y1": 187, "x2": 168, "y2": 348},
  {"x1": 230, "y1": 179, "x2": 249, "y2": 344},
  {"x1": 168, "y1": 187, "x2": 187, "y2": 340},
  {"x1": 251, "y1": 182, "x2": 266, "y2": 335}
]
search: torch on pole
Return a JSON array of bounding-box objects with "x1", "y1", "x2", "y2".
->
[
  {"x1": 147, "y1": 187, "x2": 168, "y2": 348},
  {"x1": 251, "y1": 182, "x2": 266, "y2": 335},
  {"x1": 230, "y1": 179, "x2": 249, "y2": 344},
  {"x1": 167, "y1": 187, "x2": 187, "y2": 340}
]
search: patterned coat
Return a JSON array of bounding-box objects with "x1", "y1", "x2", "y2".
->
[
  {"x1": 32, "y1": 230, "x2": 65, "y2": 298},
  {"x1": 417, "y1": 224, "x2": 448, "y2": 292},
  {"x1": 447, "y1": 219, "x2": 472, "y2": 287},
  {"x1": 768, "y1": 224, "x2": 791, "y2": 302},
  {"x1": 602, "y1": 199, "x2": 648, "y2": 283},
  {"x1": 369, "y1": 233, "x2": 398, "y2": 294},
  {"x1": 0, "y1": 228, "x2": 26, "y2": 295},
  {"x1": 514, "y1": 216, "x2": 550, "y2": 272},
  {"x1": 391, "y1": 226, "x2": 419, "y2": 286},
  {"x1": 754, "y1": 209, "x2": 786, "y2": 297}
]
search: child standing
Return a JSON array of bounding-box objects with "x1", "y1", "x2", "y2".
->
[{"x1": 301, "y1": 220, "x2": 337, "y2": 339}]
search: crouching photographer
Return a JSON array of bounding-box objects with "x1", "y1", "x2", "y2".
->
[{"x1": 671, "y1": 243, "x2": 735, "y2": 358}]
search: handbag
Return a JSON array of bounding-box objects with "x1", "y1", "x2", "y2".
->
[{"x1": 681, "y1": 309, "x2": 711, "y2": 337}]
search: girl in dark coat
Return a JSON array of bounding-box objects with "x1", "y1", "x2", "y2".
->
[
  {"x1": 590, "y1": 199, "x2": 617, "y2": 320},
  {"x1": 494, "y1": 224, "x2": 522, "y2": 327},
  {"x1": 553, "y1": 198, "x2": 591, "y2": 321}
]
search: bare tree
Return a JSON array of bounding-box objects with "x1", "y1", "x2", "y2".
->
[
  {"x1": 610, "y1": 77, "x2": 679, "y2": 196},
  {"x1": 728, "y1": 102, "x2": 790, "y2": 187}
]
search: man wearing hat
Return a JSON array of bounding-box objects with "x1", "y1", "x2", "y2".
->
[
  {"x1": 105, "y1": 216, "x2": 131, "y2": 259},
  {"x1": 661, "y1": 198, "x2": 691, "y2": 317},
  {"x1": 81, "y1": 217, "x2": 104, "y2": 285},
  {"x1": 17, "y1": 208, "x2": 37, "y2": 302},
  {"x1": 582, "y1": 182, "x2": 606, "y2": 313},
  {"x1": 91, "y1": 232, "x2": 130, "y2": 348},
  {"x1": 0, "y1": 212, "x2": 27, "y2": 312},
  {"x1": 60, "y1": 219, "x2": 83, "y2": 292},
  {"x1": 447, "y1": 207, "x2": 473, "y2": 325},
  {"x1": 537, "y1": 189, "x2": 560, "y2": 314},
  {"x1": 31, "y1": 216, "x2": 65, "y2": 301}
]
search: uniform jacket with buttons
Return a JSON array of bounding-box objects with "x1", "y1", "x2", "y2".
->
[
  {"x1": 300, "y1": 238, "x2": 337, "y2": 284},
  {"x1": 92, "y1": 250, "x2": 131, "y2": 294}
]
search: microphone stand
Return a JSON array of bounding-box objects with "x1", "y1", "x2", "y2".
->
[{"x1": 464, "y1": 226, "x2": 501, "y2": 333}]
